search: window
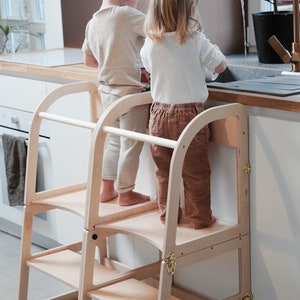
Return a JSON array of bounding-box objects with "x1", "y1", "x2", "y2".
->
[
  {"x1": 0, "y1": 0, "x2": 45, "y2": 54},
  {"x1": 256, "y1": 0, "x2": 293, "y2": 12},
  {"x1": 278, "y1": 0, "x2": 294, "y2": 11}
]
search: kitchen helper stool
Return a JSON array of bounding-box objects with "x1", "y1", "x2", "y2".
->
[{"x1": 19, "y1": 83, "x2": 252, "y2": 300}]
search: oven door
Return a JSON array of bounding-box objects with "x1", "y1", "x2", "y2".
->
[{"x1": 0, "y1": 105, "x2": 59, "y2": 248}]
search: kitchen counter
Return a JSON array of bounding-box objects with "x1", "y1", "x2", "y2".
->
[
  {"x1": 0, "y1": 60, "x2": 97, "y2": 83},
  {"x1": 207, "y1": 54, "x2": 300, "y2": 113},
  {"x1": 208, "y1": 87, "x2": 300, "y2": 113},
  {"x1": 1, "y1": 51, "x2": 300, "y2": 299},
  {"x1": 0, "y1": 49, "x2": 98, "y2": 83},
  {"x1": 1, "y1": 51, "x2": 300, "y2": 112}
]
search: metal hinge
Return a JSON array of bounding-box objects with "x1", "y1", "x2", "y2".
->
[
  {"x1": 165, "y1": 252, "x2": 176, "y2": 275},
  {"x1": 243, "y1": 163, "x2": 251, "y2": 176},
  {"x1": 242, "y1": 290, "x2": 253, "y2": 300}
]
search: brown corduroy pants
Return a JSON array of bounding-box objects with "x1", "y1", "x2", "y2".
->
[{"x1": 149, "y1": 101, "x2": 214, "y2": 229}]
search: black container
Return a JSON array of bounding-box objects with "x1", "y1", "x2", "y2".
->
[{"x1": 252, "y1": 11, "x2": 293, "y2": 63}]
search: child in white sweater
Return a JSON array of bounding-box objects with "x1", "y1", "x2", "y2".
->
[{"x1": 141, "y1": 0, "x2": 227, "y2": 228}]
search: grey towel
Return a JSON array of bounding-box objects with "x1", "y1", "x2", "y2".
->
[{"x1": 2, "y1": 134, "x2": 27, "y2": 206}]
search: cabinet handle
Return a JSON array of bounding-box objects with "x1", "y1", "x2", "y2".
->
[{"x1": 11, "y1": 115, "x2": 19, "y2": 124}]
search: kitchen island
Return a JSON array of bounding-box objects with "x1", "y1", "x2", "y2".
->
[
  {"x1": 209, "y1": 86, "x2": 300, "y2": 300},
  {"x1": 207, "y1": 53, "x2": 300, "y2": 299},
  {"x1": 1, "y1": 51, "x2": 300, "y2": 299}
]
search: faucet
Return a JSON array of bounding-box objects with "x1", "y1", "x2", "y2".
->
[{"x1": 268, "y1": 0, "x2": 300, "y2": 72}]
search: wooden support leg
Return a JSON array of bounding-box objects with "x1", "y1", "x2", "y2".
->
[
  {"x1": 78, "y1": 229, "x2": 97, "y2": 300},
  {"x1": 158, "y1": 260, "x2": 173, "y2": 300},
  {"x1": 224, "y1": 235, "x2": 251, "y2": 300},
  {"x1": 95, "y1": 237, "x2": 107, "y2": 265},
  {"x1": 239, "y1": 236, "x2": 251, "y2": 299},
  {"x1": 19, "y1": 208, "x2": 34, "y2": 300}
]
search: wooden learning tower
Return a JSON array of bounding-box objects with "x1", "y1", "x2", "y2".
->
[{"x1": 18, "y1": 82, "x2": 252, "y2": 299}]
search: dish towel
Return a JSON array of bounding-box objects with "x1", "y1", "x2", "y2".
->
[{"x1": 2, "y1": 134, "x2": 27, "y2": 206}]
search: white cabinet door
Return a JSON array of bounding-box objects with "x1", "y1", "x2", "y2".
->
[
  {"x1": 249, "y1": 115, "x2": 300, "y2": 299},
  {"x1": 0, "y1": 75, "x2": 47, "y2": 111}
]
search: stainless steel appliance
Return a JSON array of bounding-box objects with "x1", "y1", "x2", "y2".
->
[{"x1": 0, "y1": 105, "x2": 59, "y2": 248}]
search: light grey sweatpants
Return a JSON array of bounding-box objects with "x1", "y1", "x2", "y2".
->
[{"x1": 100, "y1": 91, "x2": 149, "y2": 193}]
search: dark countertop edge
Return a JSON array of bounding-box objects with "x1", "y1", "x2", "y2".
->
[{"x1": 208, "y1": 88, "x2": 300, "y2": 113}]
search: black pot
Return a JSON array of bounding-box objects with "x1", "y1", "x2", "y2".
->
[{"x1": 252, "y1": 11, "x2": 293, "y2": 63}]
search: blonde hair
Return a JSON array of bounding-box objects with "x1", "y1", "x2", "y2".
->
[{"x1": 144, "y1": 0, "x2": 202, "y2": 44}]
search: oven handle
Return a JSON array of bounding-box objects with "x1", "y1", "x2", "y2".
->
[{"x1": 0, "y1": 133, "x2": 48, "y2": 147}]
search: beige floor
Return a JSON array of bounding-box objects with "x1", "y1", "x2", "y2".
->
[{"x1": 0, "y1": 230, "x2": 73, "y2": 300}]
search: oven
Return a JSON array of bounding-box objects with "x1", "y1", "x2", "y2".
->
[{"x1": 0, "y1": 105, "x2": 59, "y2": 248}]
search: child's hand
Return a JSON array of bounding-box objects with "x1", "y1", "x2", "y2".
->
[{"x1": 141, "y1": 68, "x2": 150, "y2": 84}]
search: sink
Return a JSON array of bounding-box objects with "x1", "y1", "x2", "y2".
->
[
  {"x1": 211, "y1": 65, "x2": 282, "y2": 83},
  {"x1": 207, "y1": 65, "x2": 300, "y2": 97}
]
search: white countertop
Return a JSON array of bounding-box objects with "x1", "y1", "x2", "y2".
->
[{"x1": 0, "y1": 48, "x2": 84, "y2": 67}]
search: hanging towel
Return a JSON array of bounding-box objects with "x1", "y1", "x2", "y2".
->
[{"x1": 2, "y1": 134, "x2": 27, "y2": 206}]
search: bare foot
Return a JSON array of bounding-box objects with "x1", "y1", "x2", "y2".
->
[
  {"x1": 118, "y1": 190, "x2": 151, "y2": 206},
  {"x1": 100, "y1": 179, "x2": 118, "y2": 203},
  {"x1": 190, "y1": 215, "x2": 217, "y2": 230},
  {"x1": 211, "y1": 215, "x2": 217, "y2": 225},
  {"x1": 100, "y1": 191, "x2": 118, "y2": 203}
]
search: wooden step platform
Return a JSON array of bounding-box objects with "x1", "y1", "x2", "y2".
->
[
  {"x1": 32, "y1": 184, "x2": 158, "y2": 223},
  {"x1": 88, "y1": 278, "x2": 180, "y2": 300},
  {"x1": 97, "y1": 209, "x2": 240, "y2": 252},
  {"x1": 27, "y1": 249, "x2": 119, "y2": 288}
]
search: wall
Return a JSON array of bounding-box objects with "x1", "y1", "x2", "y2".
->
[
  {"x1": 199, "y1": 0, "x2": 244, "y2": 55},
  {"x1": 61, "y1": 0, "x2": 148, "y2": 49},
  {"x1": 60, "y1": 0, "x2": 244, "y2": 55},
  {"x1": 60, "y1": 0, "x2": 101, "y2": 48}
]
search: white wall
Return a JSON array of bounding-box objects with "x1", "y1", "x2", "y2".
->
[{"x1": 137, "y1": 0, "x2": 148, "y2": 13}]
